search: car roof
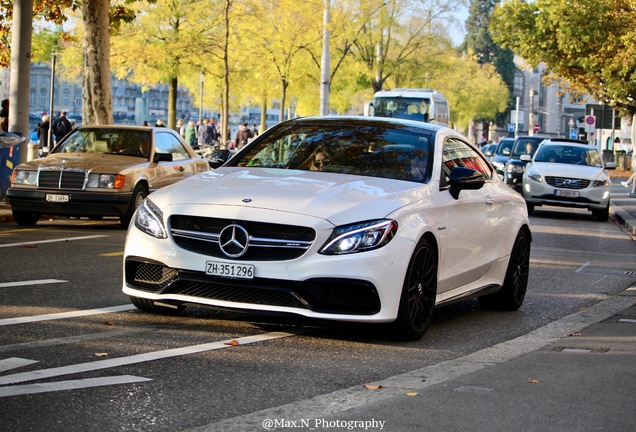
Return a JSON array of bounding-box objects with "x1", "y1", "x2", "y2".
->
[
  {"x1": 540, "y1": 138, "x2": 589, "y2": 145},
  {"x1": 284, "y1": 115, "x2": 448, "y2": 133}
]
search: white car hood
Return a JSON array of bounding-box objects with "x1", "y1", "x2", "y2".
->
[{"x1": 149, "y1": 167, "x2": 430, "y2": 225}]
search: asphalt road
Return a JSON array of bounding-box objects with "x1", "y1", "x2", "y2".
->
[{"x1": 0, "y1": 207, "x2": 635, "y2": 432}]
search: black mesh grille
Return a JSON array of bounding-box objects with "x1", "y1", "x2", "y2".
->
[
  {"x1": 125, "y1": 259, "x2": 380, "y2": 315},
  {"x1": 39, "y1": 170, "x2": 86, "y2": 190},
  {"x1": 545, "y1": 176, "x2": 591, "y2": 190},
  {"x1": 169, "y1": 215, "x2": 316, "y2": 261}
]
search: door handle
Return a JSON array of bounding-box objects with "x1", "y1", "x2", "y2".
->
[
  {"x1": 485, "y1": 196, "x2": 494, "y2": 206},
  {"x1": 178, "y1": 166, "x2": 185, "y2": 172}
]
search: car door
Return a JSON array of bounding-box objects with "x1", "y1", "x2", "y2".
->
[
  {"x1": 152, "y1": 131, "x2": 200, "y2": 188},
  {"x1": 432, "y1": 137, "x2": 503, "y2": 294}
]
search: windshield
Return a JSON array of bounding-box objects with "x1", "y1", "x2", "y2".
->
[
  {"x1": 496, "y1": 139, "x2": 514, "y2": 155},
  {"x1": 372, "y1": 97, "x2": 430, "y2": 122},
  {"x1": 511, "y1": 137, "x2": 545, "y2": 157},
  {"x1": 52, "y1": 128, "x2": 151, "y2": 158},
  {"x1": 233, "y1": 122, "x2": 434, "y2": 183},
  {"x1": 534, "y1": 145, "x2": 602, "y2": 167}
]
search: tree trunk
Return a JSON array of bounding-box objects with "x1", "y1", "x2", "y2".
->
[
  {"x1": 279, "y1": 80, "x2": 288, "y2": 124},
  {"x1": 260, "y1": 93, "x2": 267, "y2": 134},
  {"x1": 82, "y1": 0, "x2": 112, "y2": 125},
  {"x1": 168, "y1": 77, "x2": 177, "y2": 130}
]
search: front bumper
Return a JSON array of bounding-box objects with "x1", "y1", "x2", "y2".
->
[
  {"x1": 7, "y1": 187, "x2": 132, "y2": 217},
  {"x1": 522, "y1": 181, "x2": 609, "y2": 210}
]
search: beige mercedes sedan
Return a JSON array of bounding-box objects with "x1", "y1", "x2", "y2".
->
[{"x1": 7, "y1": 125, "x2": 209, "y2": 227}]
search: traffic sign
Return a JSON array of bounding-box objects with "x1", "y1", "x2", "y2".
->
[
  {"x1": 584, "y1": 115, "x2": 596, "y2": 133},
  {"x1": 585, "y1": 115, "x2": 595, "y2": 125},
  {"x1": 534, "y1": 124, "x2": 540, "y2": 132},
  {"x1": 569, "y1": 128, "x2": 577, "y2": 139}
]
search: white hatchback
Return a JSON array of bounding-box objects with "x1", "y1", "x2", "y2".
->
[
  {"x1": 522, "y1": 139, "x2": 616, "y2": 221},
  {"x1": 123, "y1": 116, "x2": 531, "y2": 340}
]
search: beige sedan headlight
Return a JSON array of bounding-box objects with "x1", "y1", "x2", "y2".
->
[
  {"x1": 87, "y1": 173, "x2": 125, "y2": 189},
  {"x1": 11, "y1": 170, "x2": 38, "y2": 186}
]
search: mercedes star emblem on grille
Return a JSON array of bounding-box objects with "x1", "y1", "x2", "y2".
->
[{"x1": 218, "y1": 224, "x2": 250, "y2": 258}]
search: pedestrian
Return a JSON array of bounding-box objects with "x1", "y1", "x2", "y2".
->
[
  {"x1": 155, "y1": 119, "x2": 165, "y2": 127},
  {"x1": 197, "y1": 118, "x2": 209, "y2": 148},
  {"x1": 176, "y1": 119, "x2": 185, "y2": 137},
  {"x1": 0, "y1": 99, "x2": 9, "y2": 132},
  {"x1": 52, "y1": 111, "x2": 72, "y2": 143},
  {"x1": 209, "y1": 117, "x2": 220, "y2": 145},
  {"x1": 37, "y1": 114, "x2": 51, "y2": 153},
  {"x1": 251, "y1": 124, "x2": 259, "y2": 138},
  {"x1": 185, "y1": 120, "x2": 197, "y2": 148},
  {"x1": 621, "y1": 172, "x2": 636, "y2": 189},
  {"x1": 143, "y1": 121, "x2": 149, "y2": 126},
  {"x1": 232, "y1": 122, "x2": 253, "y2": 150}
]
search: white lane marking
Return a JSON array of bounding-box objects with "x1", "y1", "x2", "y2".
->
[
  {"x1": 0, "y1": 305, "x2": 136, "y2": 326},
  {"x1": 0, "y1": 358, "x2": 39, "y2": 373},
  {"x1": 0, "y1": 279, "x2": 67, "y2": 288},
  {"x1": 0, "y1": 330, "x2": 300, "y2": 386},
  {"x1": 575, "y1": 260, "x2": 591, "y2": 273},
  {"x1": 619, "y1": 319, "x2": 636, "y2": 323},
  {"x1": 0, "y1": 235, "x2": 108, "y2": 248},
  {"x1": 0, "y1": 376, "x2": 153, "y2": 398}
]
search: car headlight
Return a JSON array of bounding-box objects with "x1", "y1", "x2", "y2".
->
[
  {"x1": 527, "y1": 173, "x2": 542, "y2": 182},
  {"x1": 507, "y1": 164, "x2": 524, "y2": 174},
  {"x1": 592, "y1": 178, "x2": 610, "y2": 187},
  {"x1": 135, "y1": 198, "x2": 168, "y2": 239},
  {"x1": 11, "y1": 170, "x2": 38, "y2": 186},
  {"x1": 87, "y1": 173, "x2": 125, "y2": 189},
  {"x1": 492, "y1": 161, "x2": 504, "y2": 171},
  {"x1": 319, "y1": 219, "x2": 398, "y2": 255}
]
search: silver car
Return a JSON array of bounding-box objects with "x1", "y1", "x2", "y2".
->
[{"x1": 522, "y1": 139, "x2": 616, "y2": 221}]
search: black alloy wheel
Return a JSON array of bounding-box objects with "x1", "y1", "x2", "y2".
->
[
  {"x1": 479, "y1": 230, "x2": 530, "y2": 310},
  {"x1": 393, "y1": 237, "x2": 437, "y2": 341}
]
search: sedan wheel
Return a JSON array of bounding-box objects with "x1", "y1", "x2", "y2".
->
[
  {"x1": 120, "y1": 185, "x2": 147, "y2": 228},
  {"x1": 479, "y1": 230, "x2": 530, "y2": 310},
  {"x1": 393, "y1": 238, "x2": 437, "y2": 341},
  {"x1": 12, "y1": 210, "x2": 40, "y2": 226}
]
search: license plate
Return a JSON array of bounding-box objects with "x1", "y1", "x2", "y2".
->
[
  {"x1": 555, "y1": 189, "x2": 579, "y2": 198},
  {"x1": 206, "y1": 261, "x2": 254, "y2": 279},
  {"x1": 46, "y1": 194, "x2": 69, "y2": 203}
]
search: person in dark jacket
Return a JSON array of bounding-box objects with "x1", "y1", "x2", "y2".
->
[
  {"x1": 37, "y1": 114, "x2": 51, "y2": 150},
  {"x1": 0, "y1": 99, "x2": 9, "y2": 132}
]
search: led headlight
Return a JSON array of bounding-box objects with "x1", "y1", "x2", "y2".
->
[
  {"x1": 320, "y1": 219, "x2": 398, "y2": 255},
  {"x1": 527, "y1": 173, "x2": 542, "y2": 182},
  {"x1": 507, "y1": 164, "x2": 524, "y2": 174},
  {"x1": 12, "y1": 170, "x2": 38, "y2": 186},
  {"x1": 87, "y1": 173, "x2": 125, "y2": 189},
  {"x1": 135, "y1": 198, "x2": 168, "y2": 239}
]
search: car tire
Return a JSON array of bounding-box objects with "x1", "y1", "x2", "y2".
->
[
  {"x1": 392, "y1": 237, "x2": 437, "y2": 341},
  {"x1": 128, "y1": 296, "x2": 185, "y2": 315},
  {"x1": 12, "y1": 210, "x2": 40, "y2": 226},
  {"x1": 120, "y1": 184, "x2": 148, "y2": 228},
  {"x1": 526, "y1": 204, "x2": 534, "y2": 215},
  {"x1": 479, "y1": 230, "x2": 530, "y2": 311},
  {"x1": 592, "y1": 204, "x2": 609, "y2": 222}
]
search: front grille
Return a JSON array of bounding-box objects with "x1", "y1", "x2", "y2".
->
[
  {"x1": 38, "y1": 170, "x2": 86, "y2": 190},
  {"x1": 545, "y1": 176, "x2": 590, "y2": 190},
  {"x1": 125, "y1": 259, "x2": 381, "y2": 315},
  {"x1": 169, "y1": 215, "x2": 316, "y2": 261}
]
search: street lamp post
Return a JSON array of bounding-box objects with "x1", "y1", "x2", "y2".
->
[{"x1": 48, "y1": 53, "x2": 56, "y2": 149}]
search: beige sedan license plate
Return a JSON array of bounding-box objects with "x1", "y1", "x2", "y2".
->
[
  {"x1": 46, "y1": 194, "x2": 70, "y2": 203},
  {"x1": 206, "y1": 261, "x2": 254, "y2": 279}
]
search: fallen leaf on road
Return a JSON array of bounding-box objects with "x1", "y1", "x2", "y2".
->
[
  {"x1": 568, "y1": 333, "x2": 581, "y2": 337},
  {"x1": 528, "y1": 378, "x2": 540, "y2": 384},
  {"x1": 95, "y1": 352, "x2": 109, "y2": 357},
  {"x1": 406, "y1": 392, "x2": 418, "y2": 397},
  {"x1": 363, "y1": 384, "x2": 383, "y2": 390},
  {"x1": 104, "y1": 321, "x2": 116, "y2": 326},
  {"x1": 224, "y1": 340, "x2": 240, "y2": 346}
]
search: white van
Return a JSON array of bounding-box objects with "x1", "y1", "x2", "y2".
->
[{"x1": 364, "y1": 88, "x2": 450, "y2": 127}]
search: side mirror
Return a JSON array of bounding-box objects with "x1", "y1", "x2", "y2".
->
[
  {"x1": 153, "y1": 152, "x2": 173, "y2": 163},
  {"x1": 604, "y1": 162, "x2": 617, "y2": 170},
  {"x1": 449, "y1": 167, "x2": 485, "y2": 199},
  {"x1": 520, "y1": 154, "x2": 532, "y2": 162},
  {"x1": 503, "y1": 148, "x2": 511, "y2": 156},
  {"x1": 206, "y1": 149, "x2": 233, "y2": 168},
  {"x1": 363, "y1": 102, "x2": 374, "y2": 117}
]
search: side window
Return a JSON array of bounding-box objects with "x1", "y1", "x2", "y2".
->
[
  {"x1": 155, "y1": 132, "x2": 190, "y2": 161},
  {"x1": 440, "y1": 138, "x2": 493, "y2": 187}
]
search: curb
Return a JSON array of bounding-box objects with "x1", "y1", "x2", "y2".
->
[{"x1": 611, "y1": 204, "x2": 636, "y2": 235}]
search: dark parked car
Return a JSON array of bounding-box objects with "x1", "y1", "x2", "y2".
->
[
  {"x1": 490, "y1": 137, "x2": 515, "y2": 179},
  {"x1": 504, "y1": 136, "x2": 549, "y2": 191}
]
